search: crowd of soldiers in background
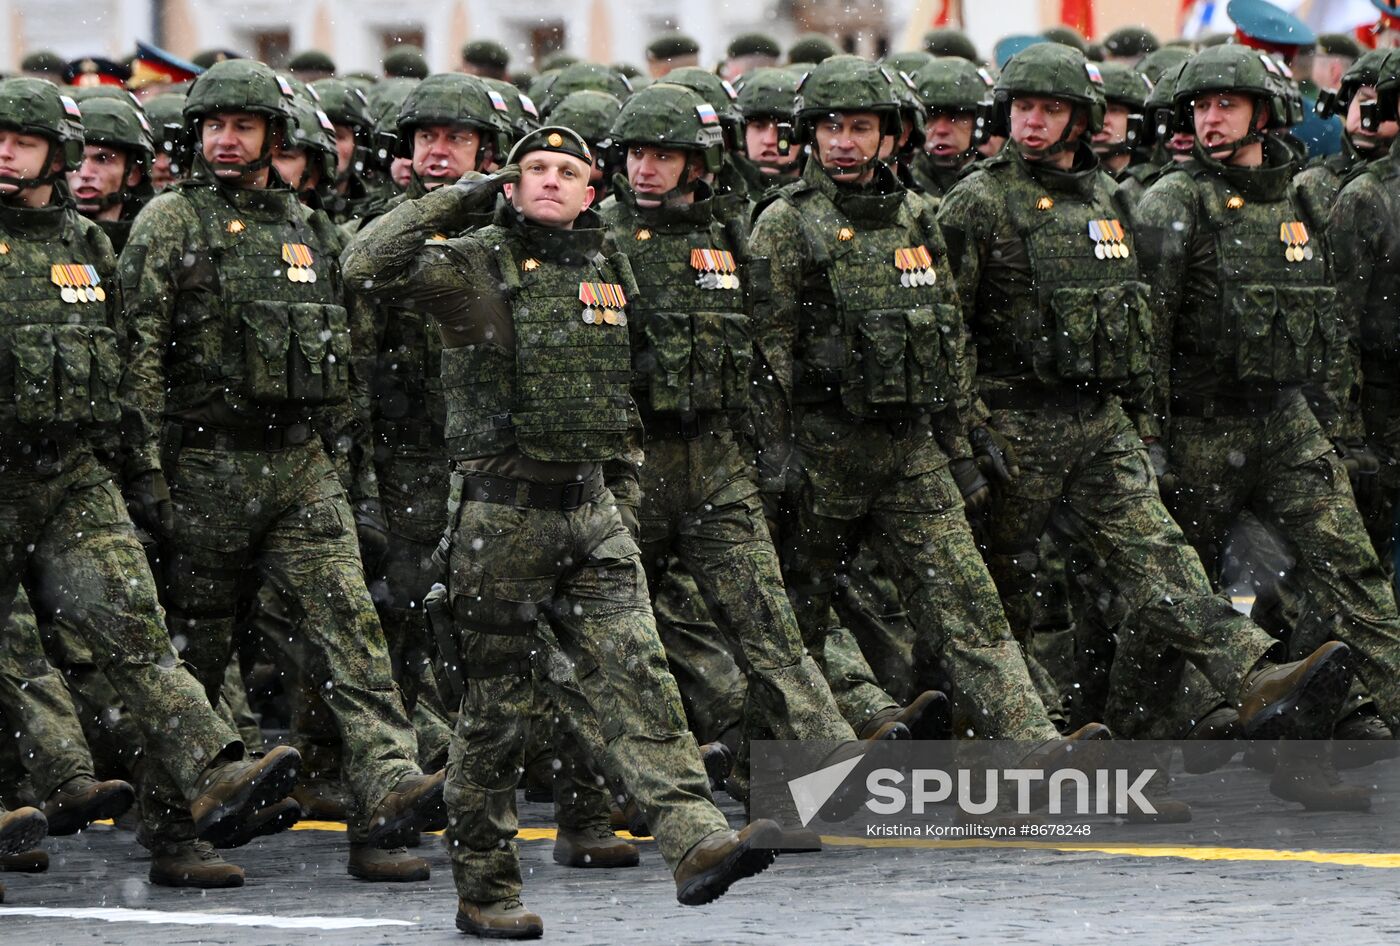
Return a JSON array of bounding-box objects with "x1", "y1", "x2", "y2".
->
[{"x1": 3, "y1": 0, "x2": 1400, "y2": 935}]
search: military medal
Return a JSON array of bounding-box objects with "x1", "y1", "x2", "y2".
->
[
  {"x1": 281, "y1": 243, "x2": 317, "y2": 283},
  {"x1": 894, "y1": 246, "x2": 935, "y2": 287},
  {"x1": 579, "y1": 281, "x2": 628, "y2": 326},
  {"x1": 1280, "y1": 222, "x2": 1312, "y2": 263},
  {"x1": 0, "y1": 241, "x2": 10, "y2": 255},
  {"x1": 1089, "y1": 219, "x2": 1129, "y2": 259},
  {"x1": 690, "y1": 248, "x2": 738, "y2": 290},
  {"x1": 1226, "y1": 195, "x2": 1245, "y2": 211},
  {"x1": 51, "y1": 263, "x2": 104, "y2": 304}
]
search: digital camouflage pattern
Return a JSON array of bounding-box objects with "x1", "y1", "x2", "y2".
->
[
  {"x1": 598, "y1": 180, "x2": 858, "y2": 764},
  {"x1": 938, "y1": 138, "x2": 1285, "y2": 739},
  {"x1": 1137, "y1": 139, "x2": 1400, "y2": 733},
  {"x1": 750, "y1": 157, "x2": 1057, "y2": 739},
  {"x1": 343, "y1": 181, "x2": 734, "y2": 903},
  {"x1": 118, "y1": 175, "x2": 424, "y2": 840}
]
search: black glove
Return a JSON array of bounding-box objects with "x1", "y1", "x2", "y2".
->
[
  {"x1": 453, "y1": 164, "x2": 520, "y2": 211},
  {"x1": 1334, "y1": 438, "x2": 1381, "y2": 506},
  {"x1": 949, "y1": 458, "x2": 991, "y2": 512},
  {"x1": 126, "y1": 469, "x2": 174, "y2": 539},
  {"x1": 971, "y1": 425, "x2": 1019, "y2": 485},
  {"x1": 1146, "y1": 440, "x2": 1177, "y2": 494},
  {"x1": 354, "y1": 498, "x2": 390, "y2": 573}
]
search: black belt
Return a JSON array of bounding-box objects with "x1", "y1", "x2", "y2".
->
[
  {"x1": 171, "y1": 421, "x2": 314, "y2": 452},
  {"x1": 1170, "y1": 393, "x2": 1279, "y2": 419},
  {"x1": 983, "y1": 386, "x2": 1102, "y2": 414},
  {"x1": 458, "y1": 471, "x2": 594, "y2": 511},
  {"x1": 0, "y1": 436, "x2": 62, "y2": 468}
]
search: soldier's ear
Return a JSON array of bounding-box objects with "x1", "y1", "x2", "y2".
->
[
  {"x1": 502, "y1": 182, "x2": 514, "y2": 200},
  {"x1": 580, "y1": 183, "x2": 596, "y2": 211}
]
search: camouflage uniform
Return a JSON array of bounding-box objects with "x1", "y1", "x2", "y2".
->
[
  {"x1": 0, "y1": 79, "x2": 243, "y2": 830},
  {"x1": 750, "y1": 57, "x2": 1057, "y2": 740},
  {"x1": 1136, "y1": 46, "x2": 1400, "y2": 733},
  {"x1": 907, "y1": 56, "x2": 992, "y2": 200},
  {"x1": 0, "y1": 584, "x2": 98, "y2": 802},
  {"x1": 938, "y1": 45, "x2": 1281, "y2": 739},
  {"x1": 343, "y1": 140, "x2": 733, "y2": 905},
  {"x1": 598, "y1": 83, "x2": 857, "y2": 771},
  {"x1": 119, "y1": 62, "x2": 425, "y2": 844}
]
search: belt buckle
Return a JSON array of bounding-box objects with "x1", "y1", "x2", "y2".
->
[{"x1": 561, "y1": 481, "x2": 586, "y2": 510}]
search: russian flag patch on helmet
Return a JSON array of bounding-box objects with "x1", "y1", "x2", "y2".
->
[
  {"x1": 487, "y1": 89, "x2": 509, "y2": 112},
  {"x1": 1084, "y1": 63, "x2": 1103, "y2": 86},
  {"x1": 59, "y1": 95, "x2": 82, "y2": 117},
  {"x1": 696, "y1": 102, "x2": 719, "y2": 125}
]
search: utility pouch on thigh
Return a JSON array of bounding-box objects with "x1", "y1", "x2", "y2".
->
[{"x1": 424, "y1": 582, "x2": 464, "y2": 708}]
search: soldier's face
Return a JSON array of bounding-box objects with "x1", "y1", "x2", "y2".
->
[
  {"x1": 150, "y1": 151, "x2": 176, "y2": 191},
  {"x1": 1191, "y1": 92, "x2": 1262, "y2": 156},
  {"x1": 271, "y1": 143, "x2": 310, "y2": 191},
  {"x1": 1346, "y1": 86, "x2": 1399, "y2": 152},
  {"x1": 68, "y1": 144, "x2": 140, "y2": 217},
  {"x1": 923, "y1": 110, "x2": 974, "y2": 163},
  {"x1": 626, "y1": 145, "x2": 701, "y2": 203},
  {"x1": 504, "y1": 150, "x2": 594, "y2": 228},
  {"x1": 813, "y1": 111, "x2": 882, "y2": 182},
  {"x1": 412, "y1": 124, "x2": 481, "y2": 188},
  {"x1": 333, "y1": 124, "x2": 356, "y2": 176},
  {"x1": 744, "y1": 118, "x2": 797, "y2": 172},
  {"x1": 0, "y1": 129, "x2": 61, "y2": 194},
  {"x1": 201, "y1": 111, "x2": 268, "y2": 178},
  {"x1": 1092, "y1": 102, "x2": 1132, "y2": 152},
  {"x1": 1010, "y1": 95, "x2": 1085, "y2": 152}
]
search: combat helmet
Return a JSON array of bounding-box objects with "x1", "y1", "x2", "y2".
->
[
  {"x1": 549, "y1": 90, "x2": 622, "y2": 150},
  {"x1": 0, "y1": 77, "x2": 85, "y2": 188},
  {"x1": 480, "y1": 76, "x2": 541, "y2": 142},
  {"x1": 735, "y1": 67, "x2": 800, "y2": 160},
  {"x1": 990, "y1": 43, "x2": 1107, "y2": 156},
  {"x1": 310, "y1": 77, "x2": 373, "y2": 178},
  {"x1": 538, "y1": 63, "x2": 631, "y2": 116},
  {"x1": 183, "y1": 59, "x2": 298, "y2": 175},
  {"x1": 610, "y1": 82, "x2": 725, "y2": 202},
  {"x1": 281, "y1": 93, "x2": 338, "y2": 189},
  {"x1": 1171, "y1": 44, "x2": 1291, "y2": 156},
  {"x1": 71, "y1": 96, "x2": 157, "y2": 209},
  {"x1": 660, "y1": 67, "x2": 743, "y2": 151},
  {"x1": 394, "y1": 73, "x2": 510, "y2": 170},
  {"x1": 913, "y1": 56, "x2": 993, "y2": 114},
  {"x1": 1318, "y1": 48, "x2": 1400, "y2": 134},
  {"x1": 144, "y1": 93, "x2": 190, "y2": 179}
]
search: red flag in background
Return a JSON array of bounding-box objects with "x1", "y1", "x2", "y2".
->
[
  {"x1": 1060, "y1": 0, "x2": 1095, "y2": 37},
  {"x1": 933, "y1": 0, "x2": 953, "y2": 27}
]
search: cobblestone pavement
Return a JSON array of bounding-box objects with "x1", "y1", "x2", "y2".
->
[{"x1": 5, "y1": 764, "x2": 1400, "y2": 946}]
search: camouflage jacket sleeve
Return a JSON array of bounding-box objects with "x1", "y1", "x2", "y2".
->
[
  {"x1": 117, "y1": 191, "x2": 200, "y2": 477},
  {"x1": 306, "y1": 210, "x2": 380, "y2": 503},
  {"x1": 936, "y1": 171, "x2": 1004, "y2": 436},
  {"x1": 341, "y1": 184, "x2": 497, "y2": 339},
  {"x1": 1326, "y1": 175, "x2": 1382, "y2": 440},
  {"x1": 1132, "y1": 172, "x2": 1199, "y2": 438},
  {"x1": 914, "y1": 201, "x2": 976, "y2": 460},
  {"x1": 74, "y1": 216, "x2": 125, "y2": 467},
  {"x1": 747, "y1": 197, "x2": 803, "y2": 496}
]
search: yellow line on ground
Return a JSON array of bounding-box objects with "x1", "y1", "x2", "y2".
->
[
  {"x1": 92, "y1": 819, "x2": 1397, "y2": 869},
  {"x1": 820, "y1": 835, "x2": 1400, "y2": 868}
]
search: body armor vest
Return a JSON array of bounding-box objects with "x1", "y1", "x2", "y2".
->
[
  {"x1": 0, "y1": 209, "x2": 122, "y2": 439},
  {"x1": 439, "y1": 223, "x2": 636, "y2": 463},
  {"x1": 1351, "y1": 154, "x2": 1400, "y2": 385},
  {"x1": 991, "y1": 158, "x2": 1153, "y2": 389},
  {"x1": 169, "y1": 184, "x2": 351, "y2": 412},
  {"x1": 1176, "y1": 164, "x2": 1338, "y2": 387},
  {"x1": 611, "y1": 201, "x2": 756, "y2": 418},
  {"x1": 786, "y1": 179, "x2": 961, "y2": 419}
]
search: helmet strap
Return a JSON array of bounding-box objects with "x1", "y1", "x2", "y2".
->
[
  {"x1": 1018, "y1": 104, "x2": 1085, "y2": 160},
  {"x1": 0, "y1": 141, "x2": 66, "y2": 199}
]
